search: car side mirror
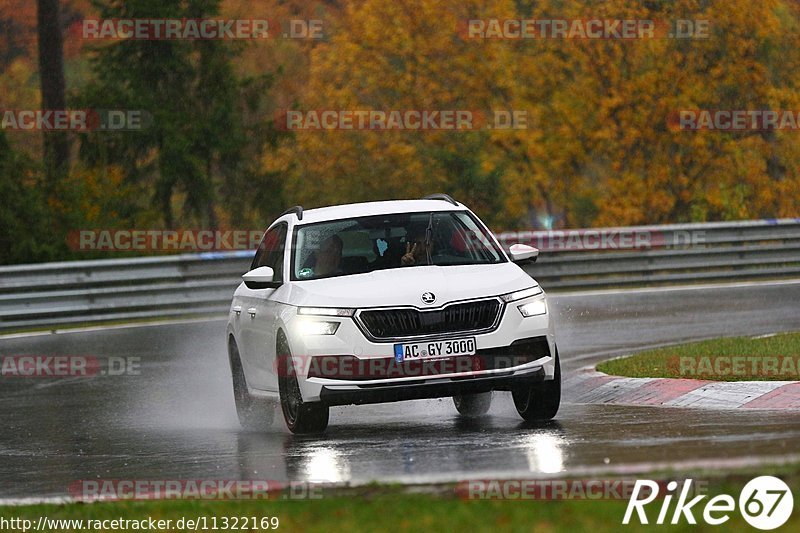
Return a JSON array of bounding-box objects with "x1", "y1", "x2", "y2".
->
[
  {"x1": 508, "y1": 243, "x2": 539, "y2": 264},
  {"x1": 242, "y1": 266, "x2": 279, "y2": 290}
]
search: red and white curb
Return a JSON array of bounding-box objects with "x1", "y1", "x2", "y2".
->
[{"x1": 564, "y1": 369, "x2": 800, "y2": 409}]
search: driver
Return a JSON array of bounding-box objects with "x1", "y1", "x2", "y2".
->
[{"x1": 315, "y1": 234, "x2": 343, "y2": 276}]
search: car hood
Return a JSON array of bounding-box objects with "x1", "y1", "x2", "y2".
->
[{"x1": 281, "y1": 263, "x2": 538, "y2": 308}]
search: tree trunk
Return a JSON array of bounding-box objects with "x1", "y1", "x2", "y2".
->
[{"x1": 36, "y1": 0, "x2": 69, "y2": 188}]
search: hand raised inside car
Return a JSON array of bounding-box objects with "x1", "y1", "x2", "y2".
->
[{"x1": 401, "y1": 242, "x2": 417, "y2": 265}]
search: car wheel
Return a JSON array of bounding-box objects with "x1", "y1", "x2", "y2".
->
[
  {"x1": 512, "y1": 346, "x2": 561, "y2": 422},
  {"x1": 276, "y1": 330, "x2": 329, "y2": 434},
  {"x1": 229, "y1": 337, "x2": 275, "y2": 430},
  {"x1": 453, "y1": 391, "x2": 492, "y2": 417}
]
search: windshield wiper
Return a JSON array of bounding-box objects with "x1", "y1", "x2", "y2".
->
[{"x1": 425, "y1": 212, "x2": 434, "y2": 265}]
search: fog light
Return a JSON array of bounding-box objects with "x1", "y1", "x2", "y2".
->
[
  {"x1": 518, "y1": 299, "x2": 547, "y2": 317},
  {"x1": 298, "y1": 320, "x2": 340, "y2": 336}
]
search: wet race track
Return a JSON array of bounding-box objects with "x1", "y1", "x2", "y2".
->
[{"x1": 2, "y1": 280, "x2": 800, "y2": 500}]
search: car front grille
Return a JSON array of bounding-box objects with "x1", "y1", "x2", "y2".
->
[{"x1": 357, "y1": 298, "x2": 502, "y2": 340}]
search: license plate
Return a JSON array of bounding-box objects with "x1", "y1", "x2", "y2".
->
[{"x1": 393, "y1": 337, "x2": 476, "y2": 362}]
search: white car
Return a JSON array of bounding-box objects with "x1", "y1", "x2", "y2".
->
[{"x1": 226, "y1": 194, "x2": 560, "y2": 433}]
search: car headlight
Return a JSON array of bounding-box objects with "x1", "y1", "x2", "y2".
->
[
  {"x1": 297, "y1": 319, "x2": 340, "y2": 336},
  {"x1": 500, "y1": 286, "x2": 543, "y2": 303},
  {"x1": 518, "y1": 299, "x2": 547, "y2": 317},
  {"x1": 298, "y1": 307, "x2": 355, "y2": 317}
]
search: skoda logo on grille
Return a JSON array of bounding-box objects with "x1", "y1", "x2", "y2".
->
[{"x1": 421, "y1": 292, "x2": 436, "y2": 304}]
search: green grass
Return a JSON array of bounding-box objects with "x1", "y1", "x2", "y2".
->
[
  {"x1": 597, "y1": 332, "x2": 800, "y2": 380},
  {"x1": 3, "y1": 471, "x2": 800, "y2": 533}
]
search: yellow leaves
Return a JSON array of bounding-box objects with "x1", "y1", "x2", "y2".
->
[
  {"x1": 260, "y1": 0, "x2": 800, "y2": 228},
  {"x1": 60, "y1": 165, "x2": 156, "y2": 227},
  {"x1": 0, "y1": 57, "x2": 41, "y2": 155}
]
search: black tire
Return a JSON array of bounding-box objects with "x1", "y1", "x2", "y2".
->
[
  {"x1": 277, "y1": 330, "x2": 329, "y2": 434},
  {"x1": 453, "y1": 391, "x2": 492, "y2": 417},
  {"x1": 229, "y1": 337, "x2": 275, "y2": 430},
  {"x1": 512, "y1": 347, "x2": 561, "y2": 422}
]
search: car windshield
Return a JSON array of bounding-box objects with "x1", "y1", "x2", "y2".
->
[{"x1": 291, "y1": 211, "x2": 505, "y2": 280}]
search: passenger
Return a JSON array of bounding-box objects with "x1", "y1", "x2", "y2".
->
[{"x1": 401, "y1": 231, "x2": 433, "y2": 266}]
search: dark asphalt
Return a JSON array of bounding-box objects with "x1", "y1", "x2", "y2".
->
[{"x1": 2, "y1": 280, "x2": 800, "y2": 500}]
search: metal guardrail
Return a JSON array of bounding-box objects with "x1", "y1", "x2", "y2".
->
[
  {"x1": 1, "y1": 219, "x2": 799, "y2": 331},
  {"x1": 518, "y1": 218, "x2": 800, "y2": 289}
]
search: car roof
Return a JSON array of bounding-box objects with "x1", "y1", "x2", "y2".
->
[{"x1": 288, "y1": 199, "x2": 469, "y2": 225}]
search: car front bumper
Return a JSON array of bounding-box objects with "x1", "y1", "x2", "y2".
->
[
  {"x1": 318, "y1": 363, "x2": 546, "y2": 406},
  {"x1": 286, "y1": 294, "x2": 556, "y2": 403}
]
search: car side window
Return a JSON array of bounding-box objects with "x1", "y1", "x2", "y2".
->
[{"x1": 251, "y1": 223, "x2": 288, "y2": 283}]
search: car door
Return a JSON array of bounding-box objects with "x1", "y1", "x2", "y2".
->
[{"x1": 237, "y1": 222, "x2": 288, "y2": 392}]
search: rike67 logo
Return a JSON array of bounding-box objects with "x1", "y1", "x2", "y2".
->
[{"x1": 624, "y1": 476, "x2": 793, "y2": 530}]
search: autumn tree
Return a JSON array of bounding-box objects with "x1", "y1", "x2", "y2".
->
[
  {"x1": 37, "y1": 0, "x2": 70, "y2": 188},
  {"x1": 273, "y1": 0, "x2": 800, "y2": 228},
  {"x1": 77, "y1": 0, "x2": 277, "y2": 229},
  {"x1": 0, "y1": 132, "x2": 63, "y2": 264},
  {"x1": 268, "y1": 0, "x2": 518, "y2": 223}
]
